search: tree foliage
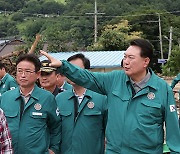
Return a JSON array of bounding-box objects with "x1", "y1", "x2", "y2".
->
[
  {"x1": 88, "y1": 20, "x2": 142, "y2": 51},
  {"x1": 162, "y1": 46, "x2": 180, "y2": 76}
]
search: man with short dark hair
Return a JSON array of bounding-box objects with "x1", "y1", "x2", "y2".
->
[
  {"x1": 0, "y1": 54, "x2": 61, "y2": 154},
  {"x1": 56, "y1": 53, "x2": 107, "y2": 154},
  {"x1": 0, "y1": 62, "x2": 18, "y2": 96},
  {"x1": 56, "y1": 73, "x2": 72, "y2": 92},
  {"x1": 41, "y1": 38, "x2": 180, "y2": 153}
]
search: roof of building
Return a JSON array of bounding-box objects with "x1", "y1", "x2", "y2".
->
[
  {"x1": 39, "y1": 51, "x2": 125, "y2": 68},
  {"x1": 0, "y1": 40, "x2": 8, "y2": 45}
]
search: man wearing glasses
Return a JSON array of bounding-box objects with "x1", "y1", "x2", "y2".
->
[{"x1": 0, "y1": 54, "x2": 61, "y2": 154}]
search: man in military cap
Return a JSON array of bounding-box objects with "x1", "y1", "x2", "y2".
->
[{"x1": 39, "y1": 60, "x2": 62, "y2": 96}]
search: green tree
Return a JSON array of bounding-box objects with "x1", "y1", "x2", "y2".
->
[
  {"x1": 22, "y1": 0, "x2": 42, "y2": 14},
  {"x1": 88, "y1": 20, "x2": 142, "y2": 51},
  {"x1": 0, "y1": 20, "x2": 19, "y2": 37},
  {"x1": 41, "y1": 1, "x2": 65, "y2": 14},
  {"x1": 11, "y1": 12, "x2": 25, "y2": 22},
  {"x1": 23, "y1": 19, "x2": 44, "y2": 38},
  {"x1": 42, "y1": 22, "x2": 70, "y2": 52},
  {"x1": 162, "y1": 46, "x2": 180, "y2": 76}
]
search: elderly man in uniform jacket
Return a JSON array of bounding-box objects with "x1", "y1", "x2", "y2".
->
[
  {"x1": 0, "y1": 54, "x2": 61, "y2": 154},
  {"x1": 41, "y1": 38, "x2": 180, "y2": 154}
]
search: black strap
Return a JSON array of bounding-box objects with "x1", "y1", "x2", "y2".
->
[
  {"x1": 130, "y1": 84, "x2": 136, "y2": 97},
  {"x1": 59, "y1": 88, "x2": 64, "y2": 93},
  {"x1": 20, "y1": 97, "x2": 25, "y2": 120},
  {"x1": 73, "y1": 96, "x2": 79, "y2": 121}
]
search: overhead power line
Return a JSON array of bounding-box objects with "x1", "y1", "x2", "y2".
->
[{"x1": 0, "y1": 10, "x2": 180, "y2": 18}]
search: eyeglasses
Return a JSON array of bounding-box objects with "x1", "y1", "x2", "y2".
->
[{"x1": 17, "y1": 69, "x2": 36, "y2": 75}]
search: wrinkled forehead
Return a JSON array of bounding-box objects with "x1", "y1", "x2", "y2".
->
[{"x1": 17, "y1": 60, "x2": 35, "y2": 69}]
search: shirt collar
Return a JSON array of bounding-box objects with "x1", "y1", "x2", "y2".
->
[
  {"x1": 73, "y1": 88, "x2": 86, "y2": 97},
  {"x1": 130, "y1": 69, "x2": 151, "y2": 88},
  {"x1": 20, "y1": 87, "x2": 34, "y2": 97}
]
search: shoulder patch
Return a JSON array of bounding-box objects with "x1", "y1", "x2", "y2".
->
[{"x1": 170, "y1": 105, "x2": 176, "y2": 112}]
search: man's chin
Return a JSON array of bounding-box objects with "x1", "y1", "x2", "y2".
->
[{"x1": 124, "y1": 70, "x2": 131, "y2": 75}]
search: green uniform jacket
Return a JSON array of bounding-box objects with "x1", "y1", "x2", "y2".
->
[
  {"x1": 0, "y1": 85, "x2": 61, "y2": 154},
  {"x1": 63, "y1": 81, "x2": 72, "y2": 91},
  {"x1": 56, "y1": 89, "x2": 107, "y2": 154},
  {"x1": 171, "y1": 73, "x2": 180, "y2": 89},
  {"x1": 0, "y1": 73, "x2": 18, "y2": 96},
  {"x1": 58, "y1": 60, "x2": 180, "y2": 154}
]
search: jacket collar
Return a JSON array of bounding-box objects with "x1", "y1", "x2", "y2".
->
[
  {"x1": 1, "y1": 73, "x2": 8, "y2": 83},
  {"x1": 68, "y1": 89, "x2": 92, "y2": 100},
  {"x1": 125, "y1": 68, "x2": 157, "y2": 91},
  {"x1": 15, "y1": 84, "x2": 39, "y2": 101}
]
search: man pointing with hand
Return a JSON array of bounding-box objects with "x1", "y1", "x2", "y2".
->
[{"x1": 40, "y1": 38, "x2": 180, "y2": 154}]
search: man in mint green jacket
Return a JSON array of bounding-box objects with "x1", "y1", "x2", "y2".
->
[
  {"x1": 171, "y1": 73, "x2": 180, "y2": 89},
  {"x1": 171, "y1": 73, "x2": 180, "y2": 101},
  {"x1": 0, "y1": 54, "x2": 61, "y2": 154},
  {"x1": 41, "y1": 38, "x2": 180, "y2": 154},
  {"x1": 0, "y1": 62, "x2": 18, "y2": 96},
  {"x1": 56, "y1": 53, "x2": 107, "y2": 154},
  {"x1": 57, "y1": 89, "x2": 107, "y2": 154}
]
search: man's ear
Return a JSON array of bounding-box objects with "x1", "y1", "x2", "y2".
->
[
  {"x1": 144, "y1": 57, "x2": 150, "y2": 68},
  {"x1": 36, "y1": 71, "x2": 41, "y2": 79}
]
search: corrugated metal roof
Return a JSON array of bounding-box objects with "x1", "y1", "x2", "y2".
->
[
  {"x1": 0, "y1": 40, "x2": 9, "y2": 45},
  {"x1": 39, "y1": 51, "x2": 125, "y2": 68}
]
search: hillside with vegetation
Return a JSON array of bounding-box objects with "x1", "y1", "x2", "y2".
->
[{"x1": 0, "y1": 0, "x2": 180, "y2": 74}]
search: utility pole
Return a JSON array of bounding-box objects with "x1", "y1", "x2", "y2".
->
[
  {"x1": 168, "y1": 26, "x2": 173, "y2": 60},
  {"x1": 4, "y1": 9, "x2": 7, "y2": 16},
  {"x1": 157, "y1": 13, "x2": 163, "y2": 59},
  {"x1": 86, "y1": 0, "x2": 105, "y2": 43}
]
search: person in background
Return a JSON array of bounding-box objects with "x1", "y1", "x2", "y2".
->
[
  {"x1": 0, "y1": 62, "x2": 18, "y2": 96},
  {"x1": 56, "y1": 73, "x2": 72, "y2": 92},
  {"x1": 170, "y1": 73, "x2": 180, "y2": 89},
  {"x1": 170, "y1": 73, "x2": 180, "y2": 118},
  {"x1": 0, "y1": 54, "x2": 61, "y2": 154},
  {"x1": 39, "y1": 60, "x2": 62, "y2": 96},
  {"x1": 41, "y1": 38, "x2": 180, "y2": 154},
  {"x1": 56, "y1": 53, "x2": 107, "y2": 154},
  {"x1": 170, "y1": 73, "x2": 180, "y2": 103},
  {"x1": 0, "y1": 108, "x2": 13, "y2": 154}
]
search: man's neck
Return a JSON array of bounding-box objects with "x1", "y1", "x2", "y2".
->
[
  {"x1": 0, "y1": 73, "x2": 7, "y2": 80},
  {"x1": 20, "y1": 85, "x2": 34, "y2": 96},
  {"x1": 130, "y1": 70, "x2": 147, "y2": 83},
  {"x1": 45, "y1": 85, "x2": 57, "y2": 93},
  {"x1": 73, "y1": 85, "x2": 86, "y2": 96}
]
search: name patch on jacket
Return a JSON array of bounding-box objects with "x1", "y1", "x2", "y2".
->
[{"x1": 32, "y1": 112, "x2": 43, "y2": 116}]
